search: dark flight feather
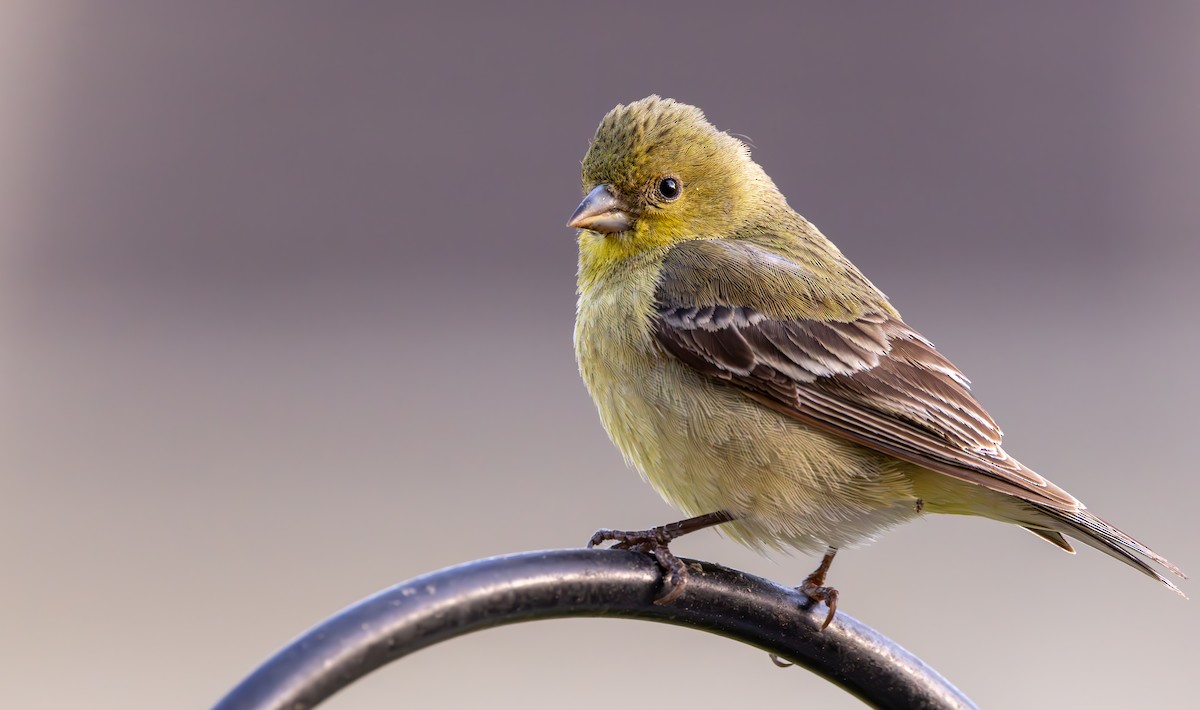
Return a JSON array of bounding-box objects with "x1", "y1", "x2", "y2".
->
[{"x1": 652, "y1": 239, "x2": 1080, "y2": 510}]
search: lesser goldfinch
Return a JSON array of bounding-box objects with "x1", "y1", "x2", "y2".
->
[{"x1": 570, "y1": 96, "x2": 1185, "y2": 626}]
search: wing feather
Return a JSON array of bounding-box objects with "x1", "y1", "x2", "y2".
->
[{"x1": 653, "y1": 240, "x2": 1079, "y2": 510}]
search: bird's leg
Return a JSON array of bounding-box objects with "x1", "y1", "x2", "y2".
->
[
  {"x1": 769, "y1": 546, "x2": 843, "y2": 667},
  {"x1": 588, "y1": 510, "x2": 736, "y2": 605},
  {"x1": 799, "y1": 547, "x2": 840, "y2": 629}
]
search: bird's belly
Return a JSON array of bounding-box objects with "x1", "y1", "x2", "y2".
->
[{"x1": 586, "y1": 357, "x2": 921, "y2": 553}]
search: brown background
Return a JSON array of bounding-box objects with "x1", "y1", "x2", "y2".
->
[{"x1": 3, "y1": 3, "x2": 1198, "y2": 708}]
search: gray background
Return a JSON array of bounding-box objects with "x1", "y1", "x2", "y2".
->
[{"x1": 3, "y1": 3, "x2": 1197, "y2": 708}]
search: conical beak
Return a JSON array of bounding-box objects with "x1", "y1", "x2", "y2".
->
[{"x1": 567, "y1": 184, "x2": 633, "y2": 233}]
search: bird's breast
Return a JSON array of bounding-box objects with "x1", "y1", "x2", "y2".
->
[
  {"x1": 574, "y1": 250, "x2": 669, "y2": 465},
  {"x1": 573, "y1": 246, "x2": 920, "y2": 553}
]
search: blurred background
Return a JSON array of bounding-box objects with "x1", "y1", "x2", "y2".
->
[{"x1": 3, "y1": 3, "x2": 1198, "y2": 708}]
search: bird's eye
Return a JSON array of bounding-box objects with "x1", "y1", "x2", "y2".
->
[{"x1": 656, "y1": 176, "x2": 681, "y2": 201}]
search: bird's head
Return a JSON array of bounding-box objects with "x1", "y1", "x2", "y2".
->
[{"x1": 568, "y1": 96, "x2": 783, "y2": 258}]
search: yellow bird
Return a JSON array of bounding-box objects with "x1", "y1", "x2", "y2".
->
[{"x1": 570, "y1": 96, "x2": 1185, "y2": 627}]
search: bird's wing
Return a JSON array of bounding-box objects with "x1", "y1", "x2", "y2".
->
[{"x1": 652, "y1": 238, "x2": 1080, "y2": 510}]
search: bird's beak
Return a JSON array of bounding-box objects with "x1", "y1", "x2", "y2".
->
[{"x1": 567, "y1": 184, "x2": 633, "y2": 233}]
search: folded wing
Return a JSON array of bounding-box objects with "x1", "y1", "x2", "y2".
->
[{"x1": 652, "y1": 239, "x2": 1080, "y2": 510}]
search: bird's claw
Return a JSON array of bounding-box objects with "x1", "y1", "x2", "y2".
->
[
  {"x1": 768, "y1": 578, "x2": 839, "y2": 668},
  {"x1": 650, "y1": 543, "x2": 688, "y2": 604},
  {"x1": 798, "y1": 577, "x2": 839, "y2": 630},
  {"x1": 587, "y1": 527, "x2": 688, "y2": 604},
  {"x1": 768, "y1": 580, "x2": 838, "y2": 668}
]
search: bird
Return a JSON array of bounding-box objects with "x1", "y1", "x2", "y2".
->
[{"x1": 569, "y1": 95, "x2": 1185, "y2": 628}]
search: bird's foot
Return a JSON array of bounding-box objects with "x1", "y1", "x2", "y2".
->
[
  {"x1": 798, "y1": 548, "x2": 840, "y2": 630},
  {"x1": 798, "y1": 575, "x2": 840, "y2": 630},
  {"x1": 768, "y1": 573, "x2": 844, "y2": 666},
  {"x1": 587, "y1": 512, "x2": 736, "y2": 605},
  {"x1": 588, "y1": 526, "x2": 689, "y2": 604},
  {"x1": 768, "y1": 550, "x2": 841, "y2": 668}
]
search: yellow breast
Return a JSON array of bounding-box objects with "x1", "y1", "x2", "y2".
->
[{"x1": 573, "y1": 241, "x2": 920, "y2": 553}]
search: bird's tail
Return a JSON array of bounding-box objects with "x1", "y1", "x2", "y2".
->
[{"x1": 1032, "y1": 505, "x2": 1187, "y2": 597}]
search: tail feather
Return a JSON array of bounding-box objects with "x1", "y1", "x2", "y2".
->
[{"x1": 1036, "y1": 506, "x2": 1187, "y2": 597}]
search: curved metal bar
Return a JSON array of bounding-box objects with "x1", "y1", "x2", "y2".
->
[{"x1": 212, "y1": 549, "x2": 977, "y2": 710}]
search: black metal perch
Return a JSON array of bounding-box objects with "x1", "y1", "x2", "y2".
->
[{"x1": 212, "y1": 548, "x2": 977, "y2": 710}]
